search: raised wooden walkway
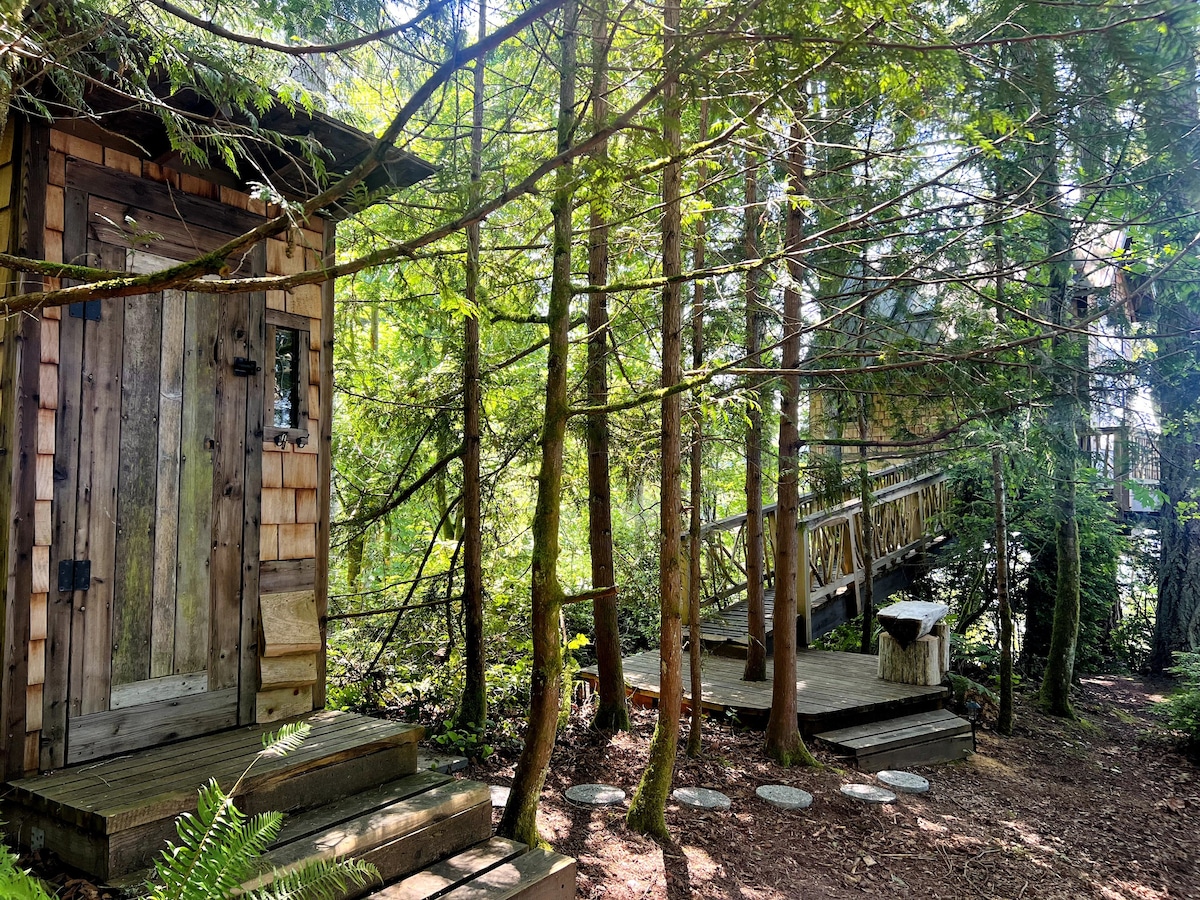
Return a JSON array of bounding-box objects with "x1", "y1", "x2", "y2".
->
[
  {"x1": 583, "y1": 649, "x2": 947, "y2": 733},
  {"x1": 697, "y1": 465, "x2": 949, "y2": 651}
]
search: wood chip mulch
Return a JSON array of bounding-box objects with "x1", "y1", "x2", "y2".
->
[{"x1": 472, "y1": 675, "x2": 1199, "y2": 900}]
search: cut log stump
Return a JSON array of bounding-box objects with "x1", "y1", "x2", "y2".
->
[
  {"x1": 876, "y1": 601, "x2": 948, "y2": 648},
  {"x1": 878, "y1": 631, "x2": 943, "y2": 686}
]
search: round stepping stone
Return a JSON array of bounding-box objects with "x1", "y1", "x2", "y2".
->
[
  {"x1": 876, "y1": 770, "x2": 929, "y2": 794},
  {"x1": 565, "y1": 783, "x2": 626, "y2": 806},
  {"x1": 672, "y1": 787, "x2": 731, "y2": 810},
  {"x1": 840, "y1": 783, "x2": 896, "y2": 804},
  {"x1": 489, "y1": 785, "x2": 510, "y2": 808},
  {"x1": 756, "y1": 784, "x2": 814, "y2": 810}
]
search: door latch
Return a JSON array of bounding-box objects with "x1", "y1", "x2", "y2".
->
[{"x1": 232, "y1": 358, "x2": 261, "y2": 377}]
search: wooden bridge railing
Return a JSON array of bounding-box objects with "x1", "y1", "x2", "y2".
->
[
  {"x1": 695, "y1": 462, "x2": 949, "y2": 642},
  {"x1": 1082, "y1": 425, "x2": 1160, "y2": 512}
]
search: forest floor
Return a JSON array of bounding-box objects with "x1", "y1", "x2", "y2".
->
[{"x1": 473, "y1": 675, "x2": 1199, "y2": 900}]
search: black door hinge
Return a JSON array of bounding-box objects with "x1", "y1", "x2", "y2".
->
[
  {"x1": 57, "y1": 560, "x2": 92, "y2": 592},
  {"x1": 68, "y1": 301, "x2": 102, "y2": 321}
]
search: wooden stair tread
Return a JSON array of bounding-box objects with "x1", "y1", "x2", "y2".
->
[
  {"x1": 816, "y1": 708, "x2": 968, "y2": 753},
  {"x1": 6, "y1": 710, "x2": 423, "y2": 835},
  {"x1": 369, "y1": 837, "x2": 528, "y2": 899},
  {"x1": 243, "y1": 774, "x2": 492, "y2": 894},
  {"x1": 439, "y1": 848, "x2": 575, "y2": 900}
]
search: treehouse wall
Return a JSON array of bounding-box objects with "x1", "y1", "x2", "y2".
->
[
  {"x1": 809, "y1": 387, "x2": 946, "y2": 471},
  {"x1": 0, "y1": 122, "x2": 334, "y2": 777}
]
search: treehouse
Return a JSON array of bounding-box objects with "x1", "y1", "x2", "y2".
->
[{"x1": 0, "y1": 86, "x2": 574, "y2": 899}]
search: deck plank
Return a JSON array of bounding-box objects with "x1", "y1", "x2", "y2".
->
[
  {"x1": 7, "y1": 709, "x2": 421, "y2": 835},
  {"x1": 581, "y1": 648, "x2": 946, "y2": 730}
]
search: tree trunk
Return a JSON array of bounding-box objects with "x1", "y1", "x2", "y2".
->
[
  {"x1": 1151, "y1": 299, "x2": 1200, "y2": 671},
  {"x1": 857, "y1": 396, "x2": 874, "y2": 655},
  {"x1": 743, "y1": 133, "x2": 767, "y2": 683},
  {"x1": 1036, "y1": 54, "x2": 1082, "y2": 717},
  {"x1": 585, "y1": 0, "x2": 629, "y2": 733},
  {"x1": 763, "y1": 119, "x2": 818, "y2": 767},
  {"x1": 627, "y1": 0, "x2": 683, "y2": 839},
  {"x1": 457, "y1": 0, "x2": 488, "y2": 731},
  {"x1": 497, "y1": 0, "x2": 577, "y2": 848},
  {"x1": 993, "y1": 449, "x2": 1014, "y2": 735},
  {"x1": 686, "y1": 100, "x2": 709, "y2": 759}
]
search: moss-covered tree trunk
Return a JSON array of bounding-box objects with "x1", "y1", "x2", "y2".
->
[
  {"x1": 1036, "y1": 47, "x2": 1082, "y2": 717},
  {"x1": 686, "y1": 99, "x2": 709, "y2": 759},
  {"x1": 585, "y1": 0, "x2": 629, "y2": 733},
  {"x1": 993, "y1": 448, "x2": 1014, "y2": 735},
  {"x1": 496, "y1": 0, "x2": 577, "y2": 848},
  {"x1": 743, "y1": 132, "x2": 768, "y2": 683},
  {"x1": 764, "y1": 119, "x2": 818, "y2": 767},
  {"x1": 457, "y1": 0, "x2": 488, "y2": 731},
  {"x1": 1151, "y1": 298, "x2": 1200, "y2": 671},
  {"x1": 626, "y1": 0, "x2": 683, "y2": 839}
]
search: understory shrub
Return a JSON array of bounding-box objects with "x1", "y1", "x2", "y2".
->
[
  {"x1": 1159, "y1": 652, "x2": 1200, "y2": 749},
  {"x1": 0, "y1": 839, "x2": 54, "y2": 900}
]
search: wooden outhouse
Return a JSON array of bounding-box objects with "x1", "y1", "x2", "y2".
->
[{"x1": 0, "y1": 96, "x2": 433, "y2": 780}]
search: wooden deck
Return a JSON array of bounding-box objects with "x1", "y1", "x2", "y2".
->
[
  {"x1": 1, "y1": 709, "x2": 422, "y2": 879},
  {"x1": 582, "y1": 649, "x2": 948, "y2": 732}
]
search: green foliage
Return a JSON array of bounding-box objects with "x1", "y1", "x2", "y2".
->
[
  {"x1": 0, "y1": 838, "x2": 54, "y2": 900},
  {"x1": 1159, "y1": 652, "x2": 1200, "y2": 748},
  {"x1": 145, "y1": 724, "x2": 378, "y2": 900},
  {"x1": 432, "y1": 722, "x2": 493, "y2": 761},
  {"x1": 946, "y1": 673, "x2": 999, "y2": 709}
]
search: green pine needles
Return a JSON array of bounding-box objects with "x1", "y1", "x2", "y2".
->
[{"x1": 146, "y1": 723, "x2": 379, "y2": 900}]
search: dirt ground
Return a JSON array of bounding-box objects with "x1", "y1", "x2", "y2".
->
[{"x1": 474, "y1": 676, "x2": 1200, "y2": 900}]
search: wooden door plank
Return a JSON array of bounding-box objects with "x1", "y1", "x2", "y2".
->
[
  {"x1": 76, "y1": 244, "x2": 125, "y2": 717},
  {"x1": 110, "y1": 671, "x2": 208, "y2": 710},
  {"x1": 150, "y1": 289, "x2": 185, "y2": 678},
  {"x1": 209, "y1": 291, "x2": 248, "y2": 691},
  {"x1": 67, "y1": 687, "x2": 238, "y2": 766},
  {"x1": 174, "y1": 291, "x2": 218, "y2": 675},
  {"x1": 42, "y1": 190, "x2": 86, "y2": 769},
  {"x1": 110, "y1": 291, "x2": 162, "y2": 687}
]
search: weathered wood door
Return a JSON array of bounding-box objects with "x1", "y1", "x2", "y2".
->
[{"x1": 49, "y1": 162, "x2": 264, "y2": 766}]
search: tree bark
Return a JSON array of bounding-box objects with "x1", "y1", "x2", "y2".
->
[
  {"x1": 857, "y1": 391, "x2": 875, "y2": 655},
  {"x1": 457, "y1": 0, "x2": 488, "y2": 731},
  {"x1": 743, "y1": 132, "x2": 768, "y2": 683},
  {"x1": 1151, "y1": 299, "x2": 1200, "y2": 671},
  {"x1": 686, "y1": 100, "x2": 709, "y2": 759},
  {"x1": 627, "y1": 0, "x2": 683, "y2": 838},
  {"x1": 993, "y1": 448, "x2": 1014, "y2": 735},
  {"x1": 763, "y1": 118, "x2": 818, "y2": 767},
  {"x1": 497, "y1": 0, "x2": 577, "y2": 848},
  {"x1": 585, "y1": 0, "x2": 629, "y2": 733},
  {"x1": 1036, "y1": 50, "x2": 1082, "y2": 717}
]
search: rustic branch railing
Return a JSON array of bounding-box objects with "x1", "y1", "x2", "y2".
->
[
  {"x1": 1083, "y1": 425, "x2": 1160, "y2": 512},
  {"x1": 694, "y1": 462, "x2": 948, "y2": 642}
]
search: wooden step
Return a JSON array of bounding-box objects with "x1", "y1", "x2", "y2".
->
[
  {"x1": 2, "y1": 710, "x2": 423, "y2": 881},
  {"x1": 815, "y1": 708, "x2": 972, "y2": 771},
  {"x1": 244, "y1": 772, "x2": 492, "y2": 899},
  {"x1": 368, "y1": 837, "x2": 576, "y2": 900}
]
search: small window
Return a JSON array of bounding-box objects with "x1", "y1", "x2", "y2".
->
[
  {"x1": 273, "y1": 326, "x2": 301, "y2": 429},
  {"x1": 265, "y1": 310, "x2": 311, "y2": 447}
]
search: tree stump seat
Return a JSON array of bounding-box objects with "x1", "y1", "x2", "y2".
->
[{"x1": 877, "y1": 602, "x2": 950, "y2": 686}]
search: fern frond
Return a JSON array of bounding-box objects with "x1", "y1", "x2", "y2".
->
[
  {"x1": 250, "y1": 857, "x2": 380, "y2": 900},
  {"x1": 261, "y1": 722, "x2": 312, "y2": 758},
  {"x1": 147, "y1": 779, "x2": 282, "y2": 900}
]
